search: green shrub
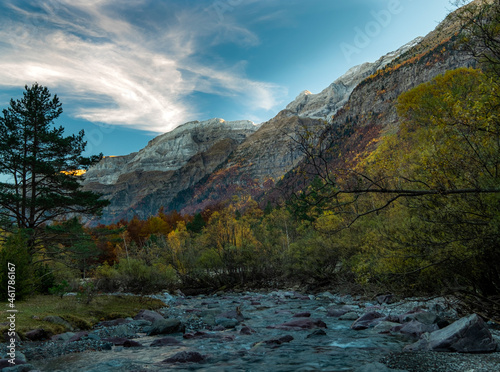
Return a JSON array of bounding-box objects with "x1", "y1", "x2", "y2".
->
[
  {"x1": 94, "y1": 259, "x2": 178, "y2": 294},
  {"x1": 0, "y1": 231, "x2": 35, "y2": 300}
]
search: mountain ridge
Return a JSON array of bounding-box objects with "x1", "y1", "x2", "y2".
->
[{"x1": 82, "y1": 3, "x2": 478, "y2": 223}]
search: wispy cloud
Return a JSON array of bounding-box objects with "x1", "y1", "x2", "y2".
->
[{"x1": 0, "y1": 0, "x2": 285, "y2": 132}]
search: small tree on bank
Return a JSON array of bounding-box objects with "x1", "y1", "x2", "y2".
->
[{"x1": 0, "y1": 83, "x2": 109, "y2": 252}]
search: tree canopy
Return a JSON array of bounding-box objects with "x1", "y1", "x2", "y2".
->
[{"x1": 0, "y1": 83, "x2": 109, "y2": 250}]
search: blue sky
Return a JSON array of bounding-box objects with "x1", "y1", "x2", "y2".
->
[{"x1": 0, "y1": 0, "x2": 465, "y2": 156}]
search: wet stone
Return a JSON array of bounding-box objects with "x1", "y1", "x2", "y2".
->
[
  {"x1": 25, "y1": 329, "x2": 51, "y2": 341},
  {"x1": 339, "y1": 312, "x2": 360, "y2": 321},
  {"x1": 123, "y1": 340, "x2": 143, "y2": 348},
  {"x1": 269, "y1": 318, "x2": 327, "y2": 330},
  {"x1": 133, "y1": 309, "x2": 165, "y2": 323},
  {"x1": 145, "y1": 319, "x2": 184, "y2": 336},
  {"x1": 306, "y1": 329, "x2": 327, "y2": 338},
  {"x1": 215, "y1": 318, "x2": 239, "y2": 329},
  {"x1": 351, "y1": 312, "x2": 384, "y2": 330},
  {"x1": 240, "y1": 326, "x2": 256, "y2": 335},
  {"x1": 150, "y1": 337, "x2": 182, "y2": 347},
  {"x1": 162, "y1": 351, "x2": 206, "y2": 364}
]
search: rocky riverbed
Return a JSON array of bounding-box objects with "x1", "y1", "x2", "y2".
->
[{"x1": 2, "y1": 291, "x2": 500, "y2": 371}]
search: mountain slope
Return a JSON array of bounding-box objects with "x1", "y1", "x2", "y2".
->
[
  {"x1": 83, "y1": 3, "x2": 478, "y2": 222},
  {"x1": 82, "y1": 119, "x2": 257, "y2": 223}
]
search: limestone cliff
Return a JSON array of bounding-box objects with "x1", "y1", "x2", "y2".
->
[
  {"x1": 285, "y1": 38, "x2": 423, "y2": 121},
  {"x1": 82, "y1": 119, "x2": 257, "y2": 223}
]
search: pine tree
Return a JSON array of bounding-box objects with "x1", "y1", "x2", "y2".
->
[{"x1": 0, "y1": 83, "x2": 109, "y2": 252}]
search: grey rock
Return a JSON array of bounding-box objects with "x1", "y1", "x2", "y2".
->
[
  {"x1": 376, "y1": 294, "x2": 394, "y2": 305},
  {"x1": 133, "y1": 309, "x2": 164, "y2": 323},
  {"x1": 51, "y1": 332, "x2": 76, "y2": 342},
  {"x1": 405, "y1": 313, "x2": 497, "y2": 353},
  {"x1": 372, "y1": 321, "x2": 401, "y2": 334},
  {"x1": 339, "y1": 312, "x2": 360, "y2": 321},
  {"x1": 306, "y1": 329, "x2": 327, "y2": 338},
  {"x1": 162, "y1": 351, "x2": 206, "y2": 364},
  {"x1": 86, "y1": 333, "x2": 101, "y2": 341},
  {"x1": 414, "y1": 311, "x2": 439, "y2": 325},
  {"x1": 394, "y1": 320, "x2": 439, "y2": 338},
  {"x1": 130, "y1": 319, "x2": 152, "y2": 328},
  {"x1": 43, "y1": 316, "x2": 73, "y2": 331},
  {"x1": 25, "y1": 329, "x2": 50, "y2": 341},
  {"x1": 217, "y1": 309, "x2": 245, "y2": 322},
  {"x1": 215, "y1": 318, "x2": 239, "y2": 329},
  {"x1": 351, "y1": 312, "x2": 384, "y2": 330},
  {"x1": 106, "y1": 324, "x2": 136, "y2": 338},
  {"x1": 150, "y1": 337, "x2": 182, "y2": 347},
  {"x1": 145, "y1": 319, "x2": 184, "y2": 336}
]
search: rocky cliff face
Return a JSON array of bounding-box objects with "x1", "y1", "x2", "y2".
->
[
  {"x1": 286, "y1": 38, "x2": 423, "y2": 121},
  {"x1": 84, "y1": 3, "x2": 479, "y2": 222},
  {"x1": 82, "y1": 119, "x2": 257, "y2": 223}
]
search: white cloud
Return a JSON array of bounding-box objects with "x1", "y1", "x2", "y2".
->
[{"x1": 0, "y1": 0, "x2": 286, "y2": 133}]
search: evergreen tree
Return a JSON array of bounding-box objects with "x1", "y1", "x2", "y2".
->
[{"x1": 0, "y1": 83, "x2": 109, "y2": 252}]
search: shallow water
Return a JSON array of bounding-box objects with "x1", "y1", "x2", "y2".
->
[{"x1": 32, "y1": 292, "x2": 409, "y2": 371}]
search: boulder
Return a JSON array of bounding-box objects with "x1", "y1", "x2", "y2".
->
[
  {"x1": 25, "y1": 328, "x2": 51, "y2": 341},
  {"x1": 239, "y1": 326, "x2": 256, "y2": 335},
  {"x1": 351, "y1": 312, "x2": 384, "y2": 330},
  {"x1": 414, "y1": 311, "x2": 439, "y2": 325},
  {"x1": 215, "y1": 318, "x2": 239, "y2": 329},
  {"x1": 145, "y1": 319, "x2": 184, "y2": 336},
  {"x1": 306, "y1": 329, "x2": 327, "y2": 338},
  {"x1": 263, "y1": 335, "x2": 294, "y2": 346},
  {"x1": 376, "y1": 294, "x2": 394, "y2": 305},
  {"x1": 150, "y1": 337, "x2": 182, "y2": 347},
  {"x1": 162, "y1": 351, "x2": 206, "y2": 364},
  {"x1": 123, "y1": 339, "x2": 143, "y2": 347},
  {"x1": 105, "y1": 324, "x2": 136, "y2": 338},
  {"x1": 398, "y1": 309, "x2": 424, "y2": 323},
  {"x1": 372, "y1": 321, "x2": 401, "y2": 334},
  {"x1": 269, "y1": 318, "x2": 327, "y2": 330},
  {"x1": 51, "y1": 332, "x2": 76, "y2": 342},
  {"x1": 217, "y1": 309, "x2": 244, "y2": 322},
  {"x1": 327, "y1": 305, "x2": 357, "y2": 318},
  {"x1": 405, "y1": 313, "x2": 497, "y2": 353},
  {"x1": 68, "y1": 331, "x2": 89, "y2": 342},
  {"x1": 393, "y1": 320, "x2": 439, "y2": 338},
  {"x1": 43, "y1": 316, "x2": 73, "y2": 331},
  {"x1": 339, "y1": 312, "x2": 360, "y2": 321},
  {"x1": 133, "y1": 309, "x2": 165, "y2": 323}
]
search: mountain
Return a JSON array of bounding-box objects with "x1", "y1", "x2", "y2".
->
[
  {"x1": 82, "y1": 118, "x2": 257, "y2": 223},
  {"x1": 83, "y1": 4, "x2": 477, "y2": 223},
  {"x1": 285, "y1": 37, "x2": 423, "y2": 121}
]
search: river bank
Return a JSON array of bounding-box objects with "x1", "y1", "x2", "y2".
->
[{"x1": 3, "y1": 290, "x2": 500, "y2": 371}]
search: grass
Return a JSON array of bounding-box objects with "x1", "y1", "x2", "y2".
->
[{"x1": 0, "y1": 294, "x2": 166, "y2": 340}]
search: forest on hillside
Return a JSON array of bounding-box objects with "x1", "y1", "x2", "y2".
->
[{"x1": 1, "y1": 0, "x2": 500, "y2": 321}]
